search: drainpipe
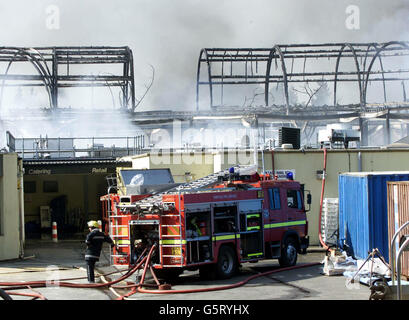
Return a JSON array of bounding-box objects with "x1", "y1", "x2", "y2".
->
[
  {"x1": 17, "y1": 159, "x2": 25, "y2": 258},
  {"x1": 358, "y1": 152, "x2": 362, "y2": 172},
  {"x1": 318, "y1": 148, "x2": 329, "y2": 250},
  {"x1": 271, "y1": 150, "x2": 275, "y2": 176}
]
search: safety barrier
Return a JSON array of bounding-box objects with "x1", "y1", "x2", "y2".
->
[{"x1": 52, "y1": 222, "x2": 58, "y2": 243}]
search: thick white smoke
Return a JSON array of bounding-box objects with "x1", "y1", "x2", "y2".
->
[{"x1": 0, "y1": 0, "x2": 408, "y2": 147}]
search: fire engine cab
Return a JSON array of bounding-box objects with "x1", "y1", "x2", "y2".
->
[{"x1": 101, "y1": 165, "x2": 311, "y2": 280}]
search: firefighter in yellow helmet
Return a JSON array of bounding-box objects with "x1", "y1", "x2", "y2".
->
[{"x1": 85, "y1": 220, "x2": 117, "y2": 283}]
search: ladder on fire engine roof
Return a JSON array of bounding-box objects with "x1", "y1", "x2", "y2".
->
[{"x1": 127, "y1": 165, "x2": 250, "y2": 208}]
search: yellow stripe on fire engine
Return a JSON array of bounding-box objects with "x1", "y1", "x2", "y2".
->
[
  {"x1": 247, "y1": 214, "x2": 260, "y2": 218},
  {"x1": 114, "y1": 240, "x2": 131, "y2": 245},
  {"x1": 247, "y1": 252, "x2": 263, "y2": 257},
  {"x1": 212, "y1": 234, "x2": 240, "y2": 241},
  {"x1": 264, "y1": 220, "x2": 306, "y2": 229},
  {"x1": 159, "y1": 239, "x2": 187, "y2": 245}
]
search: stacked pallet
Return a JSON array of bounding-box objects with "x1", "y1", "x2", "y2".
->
[{"x1": 321, "y1": 198, "x2": 339, "y2": 246}]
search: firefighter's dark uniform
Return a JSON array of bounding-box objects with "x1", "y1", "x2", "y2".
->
[{"x1": 85, "y1": 227, "x2": 114, "y2": 283}]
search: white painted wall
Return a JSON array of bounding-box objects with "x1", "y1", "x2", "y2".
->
[{"x1": 0, "y1": 153, "x2": 21, "y2": 261}]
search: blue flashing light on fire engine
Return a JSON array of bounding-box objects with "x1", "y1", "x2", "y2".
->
[
  {"x1": 229, "y1": 167, "x2": 235, "y2": 174},
  {"x1": 286, "y1": 172, "x2": 294, "y2": 180}
]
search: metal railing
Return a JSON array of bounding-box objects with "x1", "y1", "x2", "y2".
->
[
  {"x1": 9, "y1": 134, "x2": 146, "y2": 159},
  {"x1": 390, "y1": 220, "x2": 409, "y2": 300}
]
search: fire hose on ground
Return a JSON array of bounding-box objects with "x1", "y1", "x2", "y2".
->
[
  {"x1": 0, "y1": 248, "x2": 150, "y2": 299},
  {"x1": 0, "y1": 243, "x2": 321, "y2": 300},
  {"x1": 114, "y1": 245, "x2": 321, "y2": 299},
  {"x1": 1, "y1": 247, "x2": 148, "y2": 292}
]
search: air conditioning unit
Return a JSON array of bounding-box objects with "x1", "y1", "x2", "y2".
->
[
  {"x1": 279, "y1": 127, "x2": 300, "y2": 150},
  {"x1": 319, "y1": 129, "x2": 360, "y2": 149}
]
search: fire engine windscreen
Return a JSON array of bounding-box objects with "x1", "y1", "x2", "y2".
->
[
  {"x1": 130, "y1": 223, "x2": 159, "y2": 265},
  {"x1": 119, "y1": 169, "x2": 178, "y2": 195}
]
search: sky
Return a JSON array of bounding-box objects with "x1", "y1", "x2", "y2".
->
[
  {"x1": 0, "y1": 0, "x2": 409, "y2": 147},
  {"x1": 0, "y1": 0, "x2": 408, "y2": 110}
]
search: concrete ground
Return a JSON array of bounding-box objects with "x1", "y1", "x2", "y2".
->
[
  {"x1": 0, "y1": 240, "x2": 112, "y2": 300},
  {"x1": 0, "y1": 240, "x2": 372, "y2": 301}
]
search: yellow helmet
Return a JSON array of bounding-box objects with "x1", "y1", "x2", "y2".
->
[{"x1": 87, "y1": 220, "x2": 99, "y2": 229}]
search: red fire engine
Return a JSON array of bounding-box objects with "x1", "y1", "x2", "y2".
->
[{"x1": 101, "y1": 166, "x2": 311, "y2": 280}]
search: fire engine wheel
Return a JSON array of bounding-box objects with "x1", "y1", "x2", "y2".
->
[
  {"x1": 215, "y1": 246, "x2": 238, "y2": 279},
  {"x1": 279, "y1": 238, "x2": 298, "y2": 267}
]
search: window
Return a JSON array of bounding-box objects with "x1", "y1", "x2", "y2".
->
[
  {"x1": 287, "y1": 189, "x2": 302, "y2": 209},
  {"x1": 24, "y1": 181, "x2": 36, "y2": 193},
  {"x1": 43, "y1": 181, "x2": 58, "y2": 193},
  {"x1": 268, "y1": 188, "x2": 281, "y2": 210}
]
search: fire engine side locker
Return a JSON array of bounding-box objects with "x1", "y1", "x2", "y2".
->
[
  {"x1": 184, "y1": 203, "x2": 213, "y2": 265},
  {"x1": 129, "y1": 219, "x2": 160, "y2": 265},
  {"x1": 238, "y1": 199, "x2": 264, "y2": 261},
  {"x1": 211, "y1": 201, "x2": 241, "y2": 264}
]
